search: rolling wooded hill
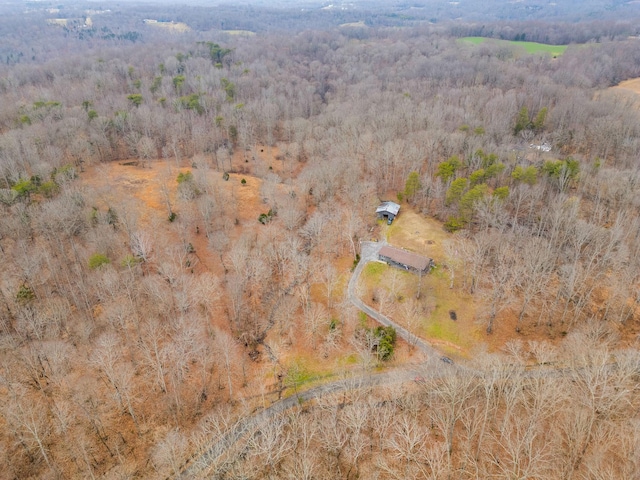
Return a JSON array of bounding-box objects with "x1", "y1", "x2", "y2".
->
[{"x1": 1, "y1": 1, "x2": 640, "y2": 478}]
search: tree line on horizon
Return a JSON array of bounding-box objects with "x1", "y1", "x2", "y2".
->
[{"x1": 1, "y1": 13, "x2": 640, "y2": 478}]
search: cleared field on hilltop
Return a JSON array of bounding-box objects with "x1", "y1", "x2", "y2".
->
[{"x1": 460, "y1": 36, "x2": 568, "y2": 56}]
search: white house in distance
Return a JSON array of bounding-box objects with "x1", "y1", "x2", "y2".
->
[{"x1": 376, "y1": 201, "x2": 400, "y2": 224}]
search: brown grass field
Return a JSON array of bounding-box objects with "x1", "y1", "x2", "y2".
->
[
  {"x1": 606, "y1": 76, "x2": 640, "y2": 108},
  {"x1": 614, "y1": 77, "x2": 640, "y2": 94}
]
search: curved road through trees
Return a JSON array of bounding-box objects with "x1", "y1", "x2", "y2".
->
[
  {"x1": 177, "y1": 241, "x2": 615, "y2": 478},
  {"x1": 178, "y1": 241, "x2": 452, "y2": 478},
  {"x1": 177, "y1": 367, "x2": 424, "y2": 479}
]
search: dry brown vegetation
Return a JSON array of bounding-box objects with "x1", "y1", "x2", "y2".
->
[
  {"x1": 2, "y1": 8, "x2": 640, "y2": 478},
  {"x1": 198, "y1": 323, "x2": 640, "y2": 480},
  {"x1": 613, "y1": 77, "x2": 640, "y2": 95}
]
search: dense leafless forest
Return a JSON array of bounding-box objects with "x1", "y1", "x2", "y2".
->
[{"x1": 2, "y1": 0, "x2": 640, "y2": 478}]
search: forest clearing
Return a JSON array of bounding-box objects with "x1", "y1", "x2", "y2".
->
[
  {"x1": 460, "y1": 36, "x2": 569, "y2": 56},
  {"x1": 143, "y1": 20, "x2": 192, "y2": 33},
  {"x1": 614, "y1": 77, "x2": 640, "y2": 95},
  {"x1": 80, "y1": 142, "x2": 532, "y2": 366}
]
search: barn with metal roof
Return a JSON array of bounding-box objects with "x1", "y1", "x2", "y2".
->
[{"x1": 376, "y1": 201, "x2": 400, "y2": 224}]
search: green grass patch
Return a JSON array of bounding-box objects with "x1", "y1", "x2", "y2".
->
[
  {"x1": 515, "y1": 41, "x2": 567, "y2": 55},
  {"x1": 425, "y1": 317, "x2": 460, "y2": 344},
  {"x1": 286, "y1": 362, "x2": 314, "y2": 386},
  {"x1": 419, "y1": 273, "x2": 484, "y2": 355},
  {"x1": 340, "y1": 353, "x2": 360, "y2": 365},
  {"x1": 283, "y1": 356, "x2": 333, "y2": 392},
  {"x1": 280, "y1": 356, "x2": 348, "y2": 399},
  {"x1": 460, "y1": 37, "x2": 568, "y2": 56},
  {"x1": 385, "y1": 221, "x2": 398, "y2": 240},
  {"x1": 430, "y1": 264, "x2": 446, "y2": 280},
  {"x1": 462, "y1": 36, "x2": 487, "y2": 45},
  {"x1": 362, "y1": 261, "x2": 387, "y2": 282}
]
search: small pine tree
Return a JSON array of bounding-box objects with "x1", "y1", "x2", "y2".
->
[
  {"x1": 403, "y1": 171, "x2": 421, "y2": 203},
  {"x1": 514, "y1": 106, "x2": 530, "y2": 135},
  {"x1": 533, "y1": 107, "x2": 548, "y2": 132},
  {"x1": 16, "y1": 284, "x2": 35, "y2": 304},
  {"x1": 177, "y1": 171, "x2": 193, "y2": 184},
  {"x1": 88, "y1": 253, "x2": 110, "y2": 269},
  {"x1": 127, "y1": 94, "x2": 143, "y2": 107}
]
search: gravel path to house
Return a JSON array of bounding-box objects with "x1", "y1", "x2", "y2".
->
[
  {"x1": 177, "y1": 241, "x2": 450, "y2": 479},
  {"x1": 176, "y1": 239, "x2": 596, "y2": 479},
  {"x1": 348, "y1": 241, "x2": 443, "y2": 361}
]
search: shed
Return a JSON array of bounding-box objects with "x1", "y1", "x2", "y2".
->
[
  {"x1": 378, "y1": 245, "x2": 434, "y2": 274},
  {"x1": 376, "y1": 201, "x2": 400, "y2": 224}
]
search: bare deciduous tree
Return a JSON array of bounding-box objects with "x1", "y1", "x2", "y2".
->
[{"x1": 152, "y1": 428, "x2": 189, "y2": 477}]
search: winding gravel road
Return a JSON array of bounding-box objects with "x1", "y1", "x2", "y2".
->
[
  {"x1": 177, "y1": 367, "x2": 424, "y2": 479},
  {"x1": 176, "y1": 242, "x2": 603, "y2": 479},
  {"x1": 177, "y1": 241, "x2": 450, "y2": 479}
]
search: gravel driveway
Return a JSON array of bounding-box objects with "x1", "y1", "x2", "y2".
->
[{"x1": 348, "y1": 241, "x2": 442, "y2": 361}]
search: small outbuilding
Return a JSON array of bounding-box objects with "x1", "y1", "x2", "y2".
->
[
  {"x1": 378, "y1": 245, "x2": 434, "y2": 275},
  {"x1": 376, "y1": 201, "x2": 400, "y2": 224}
]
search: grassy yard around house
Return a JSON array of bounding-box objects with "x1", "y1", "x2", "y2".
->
[
  {"x1": 367, "y1": 207, "x2": 493, "y2": 356},
  {"x1": 460, "y1": 36, "x2": 569, "y2": 56},
  {"x1": 360, "y1": 261, "x2": 387, "y2": 287},
  {"x1": 359, "y1": 258, "x2": 483, "y2": 358},
  {"x1": 421, "y1": 265, "x2": 483, "y2": 356}
]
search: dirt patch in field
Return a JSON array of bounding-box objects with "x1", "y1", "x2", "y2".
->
[
  {"x1": 81, "y1": 159, "x2": 274, "y2": 276},
  {"x1": 83, "y1": 161, "x2": 174, "y2": 220},
  {"x1": 143, "y1": 19, "x2": 191, "y2": 33},
  {"x1": 82, "y1": 154, "x2": 293, "y2": 227},
  {"x1": 229, "y1": 144, "x2": 306, "y2": 181},
  {"x1": 226, "y1": 173, "x2": 266, "y2": 224},
  {"x1": 222, "y1": 30, "x2": 256, "y2": 36}
]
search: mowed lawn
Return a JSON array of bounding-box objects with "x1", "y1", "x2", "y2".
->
[{"x1": 460, "y1": 36, "x2": 568, "y2": 56}]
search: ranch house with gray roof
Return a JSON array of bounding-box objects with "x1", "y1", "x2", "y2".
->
[{"x1": 378, "y1": 245, "x2": 434, "y2": 275}]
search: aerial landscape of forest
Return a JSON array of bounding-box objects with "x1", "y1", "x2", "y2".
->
[{"x1": 2, "y1": 0, "x2": 640, "y2": 478}]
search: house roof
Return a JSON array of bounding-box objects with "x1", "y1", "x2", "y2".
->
[
  {"x1": 376, "y1": 201, "x2": 400, "y2": 216},
  {"x1": 379, "y1": 245, "x2": 431, "y2": 272}
]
